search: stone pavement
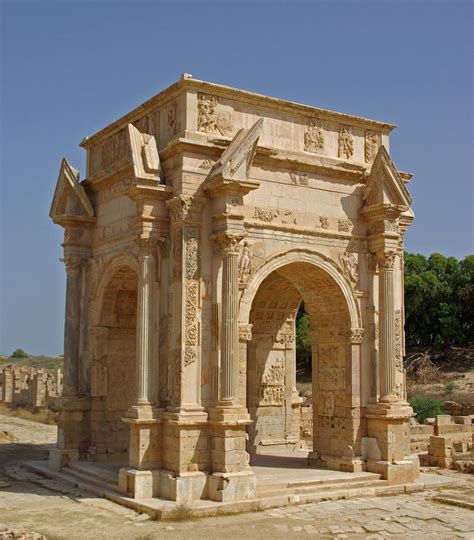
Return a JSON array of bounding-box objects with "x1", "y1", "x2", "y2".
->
[{"x1": 1, "y1": 413, "x2": 473, "y2": 539}]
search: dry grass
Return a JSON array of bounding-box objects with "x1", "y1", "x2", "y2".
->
[
  {"x1": 0, "y1": 403, "x2": 56, "y2": 425},
  {"x1": 163, "y1": 505, "x2": 198, "y2": 522}
]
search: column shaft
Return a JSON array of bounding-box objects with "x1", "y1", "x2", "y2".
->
[
  {"x1": 378, "y1": 253, "x2": 397, "y2": 402},
  {"x1": 221, "y1": 251, "x2": 239, "y2": 402},
  {"x1": 136, "y1": 249, "x2": 154, "y2": 404},
  {"x1": 63, "y1": 258, "x2": 82, "y2": 396}
]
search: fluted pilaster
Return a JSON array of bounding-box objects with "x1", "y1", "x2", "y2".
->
[
  {"x1": 213, "y1": 233, "x2": 244, "y2": 404},
  {"x1": 135, "y1": 241, "x2": 156, "y2": 404},
  {"x1": 377, "y1": 251, "x2": 397, "y2": 402}
]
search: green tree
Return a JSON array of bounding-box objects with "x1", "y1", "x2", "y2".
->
[
  {"x1": 296, "y1": 303, "x2": 312, "y2": 369},
  {"x1": 404, "y1": 252, "x2": 473, "y2": 347},
  {"x1": 11, "y1": 348, "x2": 29, "y2": 358}
]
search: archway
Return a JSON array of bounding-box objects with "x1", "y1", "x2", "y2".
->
[
  {"x1": 241, "y1": 251, "x2": 361, "y2": 468},
  {"x1": 90, "y1": 263, "x2": 138, "y2": 462}
]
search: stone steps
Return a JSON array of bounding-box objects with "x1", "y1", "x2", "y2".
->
[
  {"x1": 257, "y1": 474, "x2": 386, "y2": 498},
  {"x1": 62, "y1": 463, "x2": 120, "y2": 493}
]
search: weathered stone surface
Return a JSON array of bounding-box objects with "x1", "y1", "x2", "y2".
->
[{"x1": 49, "y1": 76, "x2": 416, "y2": 502}]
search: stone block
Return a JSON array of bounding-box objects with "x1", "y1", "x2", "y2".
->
[{"x1": 208, "y1": 471, "x2": 256, "y2": 502}]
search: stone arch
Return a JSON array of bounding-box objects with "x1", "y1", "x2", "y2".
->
[
  {"x1": 240, "y1": 248, "x2": 361, "y2": 330},
  {"x1": 240, "y1": 249, "x2": 364, "y2": 467},
  {"x1": 89, "y1": 253, "x2": 139, "y2": 462}
]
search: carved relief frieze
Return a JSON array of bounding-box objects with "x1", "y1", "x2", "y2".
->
[
  {"x1": 197, "y1": 93, "x2": 232, "y2": 136},
  {"x1": 319, "y1": 216, "x2": 330, "y2": 230},
  {"x1": 339, "y1": 250, "x2": 359, "y2": 286},
  {"x1": 338, "y1": 125, "x2": 353, "y2": 159},
  {"x1": 365, "y1": 130, "x2": 380, "y2": 163},
  {"x1": 304, "y1": 119, "x2": 325, "y2": 154},
  {"x1": 289, "y1": 172, "x2": 309, "y2": 186},
  {"x1": 185, "y1": 228, "x2": 199, "y2": 280},
  {"x1": 394, "y1": 309, "x2": 402, "y2": 370},
  {"x1": 184, "y1": 347, "x2": 197, "y2": 367},
  {"x1": 253, "y1": 207, "x2": 280, "y2": 222},
  {"x1": 199, "y1": 158, "x2": 214, "y2": 170},
  {"x1": 238, "y1": 241, "x2": 253, "y2": 284},
  {"x1": 185, "y1": 281, "x2": 199, "y2": 346},
  {"x1": 337, "y1": 218, "x2": 352, "y2": 233},
  {"x1": 258, "y1": 359, "x2": 285, "y2": 406}
]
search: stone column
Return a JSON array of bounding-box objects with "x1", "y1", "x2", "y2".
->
[
  {"x1": 135, "y1": 241, "x2": 155, "y2": 405},
  {"x1": 63, "y1": 256, "x2": 83, "y2": 396},
  {"x1": 377, "y1": 250, "x2": 397, "y2": 403},
  {"x1": 216, "y1": 233, "x2": 243, "y2": 405}
]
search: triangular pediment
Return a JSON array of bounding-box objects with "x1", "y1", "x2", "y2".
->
[
  {"x1": 50, "y1": 158, "x2": 94, "y2": 223},
  {"x1": 209, "y1": 118, "x2": 264, "y2": 182},
  {"x1": 363, "y1": 146, "x2": 413, "y2": 209},
  {"x1": 127, "y1": 124, "x2": 162, "y2": 182}
]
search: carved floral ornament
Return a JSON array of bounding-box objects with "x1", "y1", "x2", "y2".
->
[
  {"x1": 346, "y1": 328, "x2": 365, "y2": 344},
  {"x1": 166, "y1": 195, "x2": 205, "y2": 224},
  {"x1": 239, "y1": 323, "x2": 253, "y2": 342},
  {"x1": 63, "y1": 255, "x2": 85, "y2": 274},
  {"x1": 211, "y1": 232, "x2": 245, "y2": 256},
  {"x1": 376, "y1": 250, "x2": 397, "y2": 270}
]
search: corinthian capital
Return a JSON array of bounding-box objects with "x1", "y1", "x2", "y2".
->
[
  {"x1": 376, "y1": 250, "x2": 397, "y2": 270},
  {"x1": 346, "y1": 328, "x2": 365, "y2": 344},
  {"x1": 166, "y1": 195, "x2": 205, "y2": 224},
  {"x1": 211, "y1": 232, "x2": 245, "y2": 256},
  {"x1": 63, "y1": 256, "x2": 84, "y2": 274}
]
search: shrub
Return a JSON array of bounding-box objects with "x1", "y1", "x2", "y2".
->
[
  {"x1": 445, "y1": 381, "x2": 456, "y2": 395},
  {"x1": 409, "y1": 396, "x2": 444, "y2": 424}
]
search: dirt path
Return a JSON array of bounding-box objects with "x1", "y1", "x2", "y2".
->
[{"x1": 1, "y1": 413, "x2": 474, "y2": 539}]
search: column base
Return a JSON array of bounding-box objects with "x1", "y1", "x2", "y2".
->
[
  {"x1": 364, "y1": 401, "x2": 419, "y2": 484},
  {"x1": 208, "y1": 471, "x2": 256, "y2": 502},
  {"x1": 123, "y1": 405, "x2": 163, "y2": 470},
  {"x1": 366, "y1": 458, "x2": 420, "y2": 484},
  {"x1": 48, "y1": 447, "x2": 79, "y2": 471},
  {"x1": 308, "y1": 452, "x2": 365, "y2": 473},
  {"x1": 118, "y1": 468, "x2": 160, "y2": 499},
  {"x1": 159, "y1": 470, "x2": 208, "y2": 502}
]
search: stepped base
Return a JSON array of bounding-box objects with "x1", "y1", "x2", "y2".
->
[{"x1": 24, "y1": 452, "x2": 461, "y2": 519}]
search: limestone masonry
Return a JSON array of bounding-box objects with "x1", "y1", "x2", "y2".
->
[
  {"x1": 49, "y1": 75, "x2": 419, "y2": 503},
  {"x1": 0, "y1": 365, "x2": 61, "y2": 410}
]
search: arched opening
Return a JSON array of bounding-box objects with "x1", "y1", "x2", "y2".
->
[
  {"x1": 90, "y1": 264, "x2": 138, "y2": 462},
  {"x1": 245, "y1": 260, "x2": 355, "y2": 466}
]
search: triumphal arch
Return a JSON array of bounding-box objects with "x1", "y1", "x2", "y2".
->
[{"x1": 49, "y1": 75, "x2": 418, "y2": 503}]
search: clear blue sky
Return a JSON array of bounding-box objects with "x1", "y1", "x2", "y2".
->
[{"x1": 1, "y1": 0, "x2": 472, "y2": 355}]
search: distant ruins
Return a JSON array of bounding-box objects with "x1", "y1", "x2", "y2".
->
[
  {"x1": 49, "y1": 75, "x2": 420, "y2": 503},
  {"x1": 0, "y1": 365, "x2": 62, "y2": 409}
]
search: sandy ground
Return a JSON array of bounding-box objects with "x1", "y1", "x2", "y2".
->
[{"x1": 1, "y1": 413, "x2": 474, "y2": 539}]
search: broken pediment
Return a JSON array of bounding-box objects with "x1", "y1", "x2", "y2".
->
[
  {"x1": 208, "y1": 118, "x2": 264, "y2": 183},
  {"x1": 363, "y1": 146, "x2": 413, "y2": 210},
  {"x1": 50, "y1": 158, "x2": 95, "y2": 225},
  {"x1": 127, "y1": 123, "x2": 163, "y2": 182}
]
